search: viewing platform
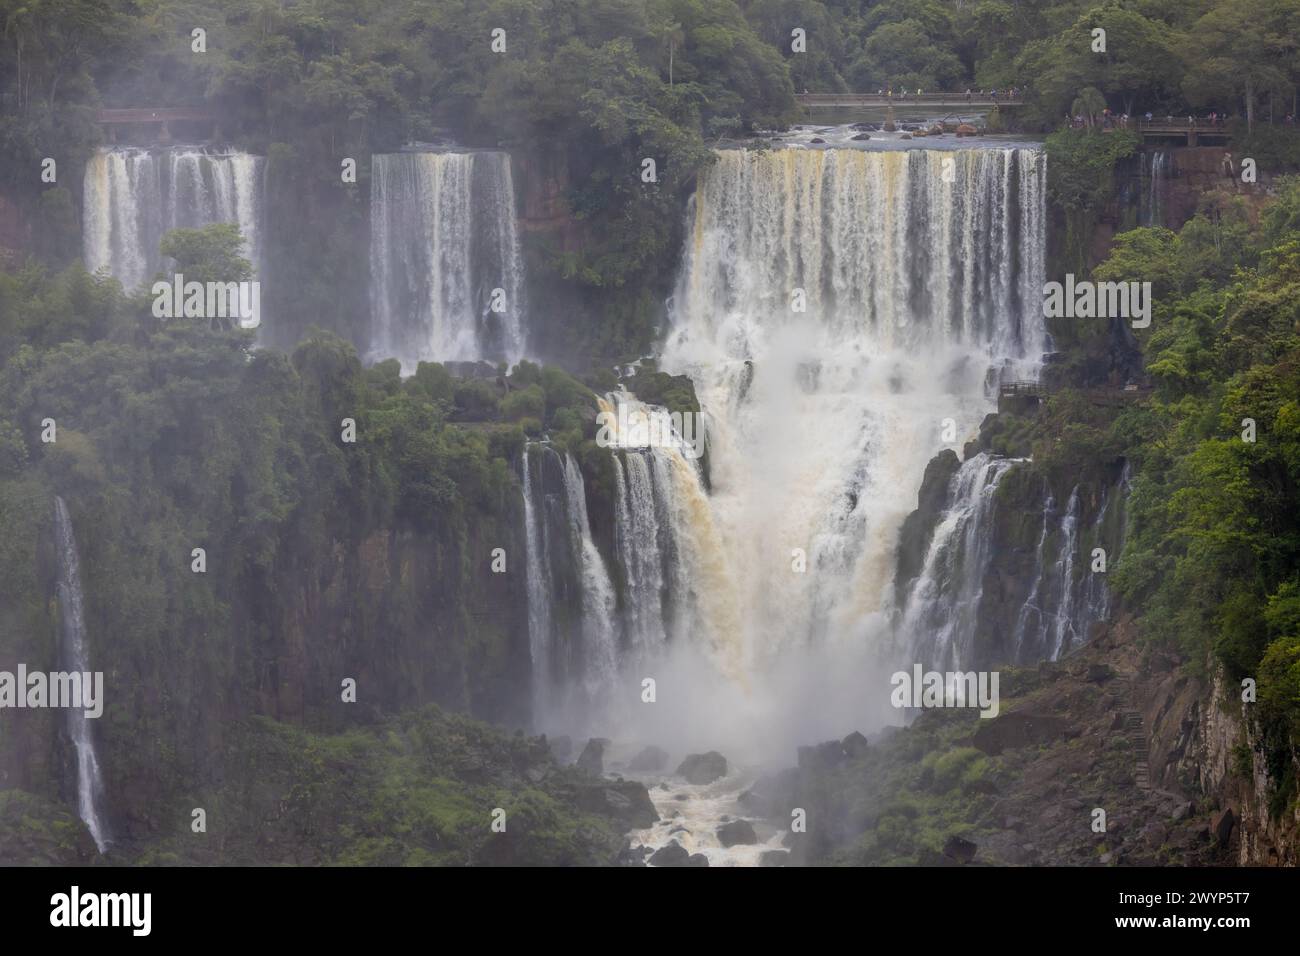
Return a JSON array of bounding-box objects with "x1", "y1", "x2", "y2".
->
[
  {"x1": 95, "y1": 107, "x2": 218, "y2": 142},
  {"x1": 1136, "y1": 120, "x2": 1231, "y2": 146}
]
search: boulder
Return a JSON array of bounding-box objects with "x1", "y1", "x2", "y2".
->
[
  {"x1": 618, "y1": 844, "x2": 652, "y2": 866},
  {"x1": 900, "y1": 133, "x2": 912, "y2": 140},
  {"x1": 851, "y1": 132, "x2": 871, "y2": 140},
  {"x1": 577, "y1": 737, "x2": 609, "y2": 774},
  {"x1": 942, "y1": 835, "x2": 978, "y2": 864},
  {"x1": 628, "y1": 745, "x2": 669, "y2": 772},
  {"x1": 842, "y1": 731, "x2": 870, "y2": 758},
  {"x1": 576, "y1": 779, "x2": 659, "y2": 829},
  {"x1": 810, "y1": 137, "x2": 826, "y2": 144},
  {"x1": 955, "y1": 124, "x2": 978, "y2": 137},
  {"x1": 687, "y1": 853, "x2": 710, "y2": 867},
  {"x1": 648, "y1": 842, "x2": 691, "y2": 867},
  {"x1": 760, "y1": 849, "x2": 790, "y2": 866},
  {"x1": 717, "y1": 819, "x2": 758, "y2": 847},
  {"x1": 676, "y1": 751, "x2": 728, "y2": 785}
]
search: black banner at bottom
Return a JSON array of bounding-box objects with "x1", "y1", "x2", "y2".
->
[{"x1": 0, "y1": 865, "x2": 1286, "y2": 941}]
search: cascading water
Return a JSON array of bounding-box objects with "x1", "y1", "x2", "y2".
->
[
  {"x1": 52, "y1": 497, "x2": 109, "y2": 853},
  {"x1": 658, "y1": 147, "x2": 1046, "y2": 731},
  {"x1": 1143, "y1": 150, "x2": 1167, "y2": 227},
  {"x1": 521, "y1": 444, "x2": 621, "y2": 728},
  {"x1": 83, "y1": 146, "x2": 264, "y2": 303},
  {"x1": 899, "y1": 454, "x2": 1026, "y2": 672},
  {"x1": 369, "y1": 151, "x2": 525, "y2": 371}
]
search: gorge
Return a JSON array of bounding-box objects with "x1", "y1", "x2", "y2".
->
[{"x1": 4, "y1": 0, "x2": 1299, "y2": 874}]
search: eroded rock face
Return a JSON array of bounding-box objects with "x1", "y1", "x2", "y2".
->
[{"x1": 676, "y1": 751, "x2": 728, "y2": 785}]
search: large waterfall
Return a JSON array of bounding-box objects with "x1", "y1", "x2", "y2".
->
[
  {"x1": 662, "y1": 147, "x2": 1046, "y2": 705},
  {"x1": 52, "y1": 497, "x2": 109, "y2": 854},
  {"x1": 536, "y1": 146, "x2": 1051, "y2": 754},
  {"x1": 83, "y1": 146, "x2": 264, "y2": 299},
  {"x1": 369, "y1": 151, "x2": 525, "y2": 371}
]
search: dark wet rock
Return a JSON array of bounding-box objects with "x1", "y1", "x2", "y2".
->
[
  {"x1": 759, "y1": 849, "x2": 790, "y2": 866},
  {"x1": 809, "y1": 137, "x2": 826, "y2": 144},
  {"x1": 943, "y1": 835, "x2": 978, "y2": 864},
  {"x1": 648, "y1": 842, "x2": 690, "y2": 867},
  {"x1": 577, "y1": 737, "x2": 610, "y2": 774},
  {"x1": 1086, "y1": 663, "x2": 1114, "y2": 683},
  {"x1": 895, "y1": 450, "x2": 961, "y2": 606},
  {"x1": 797, "y1": 739, "x2": 847, "y2": 772},
  {"x1": 575, "y1": 779, "x2": 659, "y2": 829},
  {"x1": 717, "y1": 819, "x2": 758, "y2": 847},
  {"x1": 618, "y1": 844, "x2": 652, "y2": 866},
  {"x1": 1211, "y1": 807, "x2": 1236, "y2": 845},
  {"x1": 842, "y1": 731, "x2": 870, "y2": 759},
  {"x1": 676, "y1": 751, "x2": 728, "y2": 785},
  {"x1": 629, "y1": 745, "x2": 669, "y2": 772},
  {"x1": 851, "y1": 132, "x2": 871, "y2": 140}
]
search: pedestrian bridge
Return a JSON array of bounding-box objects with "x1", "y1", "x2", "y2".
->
[{"x1": 795, "y1": 92, "x2": 1024, "y2": 110}]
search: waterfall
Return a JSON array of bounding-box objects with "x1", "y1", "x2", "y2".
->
[
  {"x1": 899, "y1": 454, "x2": 1026, "y2": 671},
  {"x1": 612, "y1": 452, "x2": 666, "y2": 656},
  {"x1": 1013, "y1": 492, "x2": 1056, "y2": 658},
  {"x1": 52, "y1": 497, "x2": 109, "y2": 853},
  {"x1": 521, "y1": 446, "x2": 554, "y2": 717},
  {"x1": 521, "y1": 445, "x2": 620, "y2": 728},
  {"x1": 662, "y1": 147, "x2": 1047, "y2": 678},
  {"x1": 562, "y1": 454, "x2": 619, "y2": 700},
  {"x1": 1047, "y1": 488, "x2": 1082, "y2": 658},
  {"x1": 1143, "y1": 151, "x2": 1167, "y2": 227},
  {"x1": 369, "y1": 151, "x2": 525, "y2": 371},
  {"x1": 83, "y1": 146, "x2": 264, "y2": 308}
]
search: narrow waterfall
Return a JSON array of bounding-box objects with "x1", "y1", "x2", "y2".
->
[
  {"x1": 898, "y1": 454, "x2": 1026, "y2": 671},
  {"x1": 1047, "y1": 488, "x2": 1083, "y2": 658},
  {"x1": 663, "y1": 147, "x2": 1047, "y2": 688},
  {"x1": 52, "y1": 497, "x2": 109, "y2": 853},
  {"x1": 612, "y1": 452, "x2": 667, "y2": 656},
  {"x1": 1143, "y1": 150, "x2": 1167, "y2": 227},
  {"x1": 369, "y1": 151, "x2": 525, "y2": 371},
  {"x1": 521, "y1": 446, "x2": 554, "y2": 718},
  {"x1": 83, "y1": 147, "x2": 264, "y2": 300},
  {"x1": 562, "y1": 454, "x2": 619, "y2": 702}
]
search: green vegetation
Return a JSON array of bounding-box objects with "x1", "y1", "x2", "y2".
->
[{"x1": 0, "y1": 706, "x2": 643, "y2": 865}]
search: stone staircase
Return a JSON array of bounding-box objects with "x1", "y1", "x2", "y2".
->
[{"x1": 1111, "y1": 674, "x2": 1151, "y2": 790}]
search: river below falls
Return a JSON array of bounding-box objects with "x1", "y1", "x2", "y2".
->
[{"x1": 613, "y1": 762, "x2": 788, "y2": 867}]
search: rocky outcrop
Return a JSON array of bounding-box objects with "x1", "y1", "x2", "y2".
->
[
  {"x1": 894, "y1": 449, "x2": 961, "y2": 608},
  {"x1": 577, "y1": 737, "x2": 610, "y2": 774},
  {"x1": 717, "y1": 819, "x2": 758, "y2": 847},
  {"x1": 676, "y1": 751, "x2": 728, "y2": 785}
]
